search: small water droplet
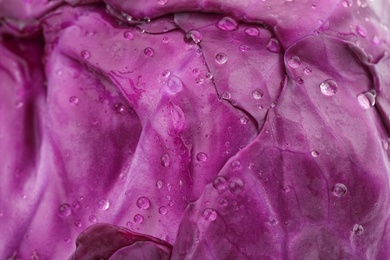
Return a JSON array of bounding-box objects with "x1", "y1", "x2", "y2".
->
[
  {"x1": 356, "y1": 25, "x2": 367, "y2": 37},
  {"x1": 185, "y1": 30, "x2": 203, "y2": 44},
  {"x1": 240, "y1": 116, "x2": 249, "y2": 124},
  {"x1": 134, "y1": 214, "x2": 144, "y2": 224},
  {"x1": 161, "y1": 153, "x2": 171, "y2": 167},
  {"x1": 215, "y1": 52, "x2": 227, "y2": 64},
  {"x1": 270, "y1": 102, "x2": 276, "y2": 108},
  {"x1": 252, "y1": 89, "x2": 264, "y2": 99},
  {"x1": 88, "y1": 215, "x2": 97, "y2": 223},
  {"x1": 162, "y1": 70, "x2": 171, "y2": 78},
  {"x1": 74, "y1": 220, "x2": 82, "y2": 227},
  {"x1": 123, "y1": 31, "x2": 133, "y2": 40},
  {"x1": 97, "y1": 199, "x2": 110, "y2": 210},
  {"x1": 213, "y1": 176, "x2": 228, "y2": 192},
  {"x1": 266, "y1": 38, "x2": 281, "y2": 53},
  {"x1": 205, "y1": 72, "x2": 213, "y2": 80},
  {"x1": 202, "y1": 208, "x2": 217, "y2": 221},
  {"x1": 342, "y1": 0, "x2": 352, "y2": 7},
  {"x1": 230, "y1": 160, "x2": 241, "y2": 169},
  {"x1": 69, "y1": 96, "x2": 79, "y2": 105},
  {"x1": 239, "y1": 45, "x2": 250, "y2": 52},
  {"x1": 58, "y1": 203, "x2": 72, "y2": 217},
  {"x1": 221, "y1": 91, "x2": 231, "y2": 100},
  {"x1": 156, "y1": 180, "x2": 163, "y2": 189},
  {"x1": 56, "y1": 69, "x2": 63, "y2": 76},
  {"x1": 144, "y1": 47, "x2": 154, "y2": 57},
  {"x1": 195, "y1": 77, "x2": 204, "y2": 84},
  {"x1": 287, "y1": 56, "x2": 301, "y2": 68},
  {"x1": 159, "y1": 206, "x2": 168, "y2": 215},
  {"x1": 157, "y1": 0, "x2": 167, "y2": 5},
  {"x1": 297, "y1": 77, "x2": 304, "y2": 85},
  {"x1": 167, "y1": 76, "x2": 183, "y2": 94},
  {"x1": 229, "y1": 178, "x2": 244, "y2": 195},
  {"x1": 126, "y1": 221, "x2": 133, "y2": 227},
  {"x1": 80, "y1": 50, "x2": 90, "y2": 59},
  {"x1": 136, "y1": 197, "x2": 151, "y2": 210},
  {"x1": 144, "y1": 17, "x2": 151, "y2": 23},
  {"x1": 352, "y1": 224, "x2": 364, "y2": 235},
  {"x1": 72, "y1": 201, "x2": 80, "y2": 209},
  {"x1": 216, "y1": 17, "x2": 238, "y2": 31},
  {"x1": 332, "y1": 183, "x2": 347, "y2": 197},
  {"x1": 268, "y1": 217, "x2": 278, "y2": 226},
  {"x1": 357, "y1": 91, "x2": 376, "y2": 109},
  {"x1": 319, "y1": 79, "x2": 338, "y2": 96},
  {"x1": 114, "y1": 102, "x2": 125, "y2": 113},
  {"x1": 196, "y1": 152, "x2": 208, "y2": 162},
  {"x1": 162, "y1": 37, "x2": 169, "y2": 43},
  {"x1": 311, "y1": 150, "x2": 319, "y2": 157},
  {"x1": 244, "y1": 27, "x2": 259, "y2": 37},
  {"x1": 219, "y1": 199, "x2": 228, "y2": 207},
  {"x1": 304, "y1": 67, "x2": 312, "y2": 75}
]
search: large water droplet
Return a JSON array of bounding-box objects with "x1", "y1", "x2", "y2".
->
[
  {"x1": 357, "y1": 90, "x2": 376, "y2": 109},
  {"x1": 58, "y1": 203, "x2": 72, "y2": 217},
  {"x1": 352, "y1": 224, "x2": 364, "y2": 235},
  {"x1": 266, "y1": 38, "x2": 281, "y2": 53},
  {"x1": 161, "y1": 153, "x2": 171, "y2": 167},
  {"x1": 134, "y1": 214, "x2": 144, "y2": 224},
  {"x1": 213, "y1": 176, "x2": 228, "y2": 192},
  {"x1": 287, "y1": 56, "x2": 301, "y2": 68},
  {"x1": 123, "y1": 31, "x2": 133, "y2": 40},
  {"x1": 319, "y1": 79, "x2": 338, "y2": 96},
  {"x1": 167, "y1": 76, "x2": 183, "y2": 94},
  {"x1": 159, "y1": 206, "x2": 168, "y2": 215},
  {"x1": 196, "y1": 152, "x2": 208, "y2": 162},
  {"x1": 185, "y1": 30, "x2": 203, "y2": 44},
  {"x1": 332, "y1": 183, "x2": 347, "y2": 197},
  {"x1": 215, "y1": 52, "x2": 227, "y2": 64},
  {"x1": 252, "y1": 89, "x2": 264, "y2": 99},
  {"x1": 80, "y1": 50, "x2": 90, "y2": 60},
  {"x1": 216, "y1": 17, "x2": 238, "y2": 31},
  {"x1": 202, "y1": 208, "x2": 217, "y2": 221},
  {"x1": 144, "y1": 47, "x2": 155, "y2": 57},
  {"x1": 69, "y1": 96, "x2": 79, "y2": 105},
  {"x1": 97, "y1": 199, "x2": 110, "y2": 210},
  {"x1": 244, "y1": 27, "x2": 259, "y2": 37},
  {"x1": 229, "y1": 178, "x2": 244, "y2": 195},
  {"x1": 136, "y1": 197, "x2": 151, "y2": 210}
]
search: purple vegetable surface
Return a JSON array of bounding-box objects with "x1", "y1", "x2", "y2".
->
[{"x1": 0, "y1": 0, "x2": 389, "y2": 259}]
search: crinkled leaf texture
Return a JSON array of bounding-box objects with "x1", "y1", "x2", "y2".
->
[{"x1": 0, "y1": 0, "x2": 389, "y2": 259}]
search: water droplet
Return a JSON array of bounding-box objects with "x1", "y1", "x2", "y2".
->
[
  {"x1": 239, "y1": 45, "x2": 250, "y2": 52},
  {"x1": 282, "y1": 186, "x2": 290, "y2": 192},
  {"x1": 332, "y1": 183, "x2": 347, "y2": 197},
  {"x1": 304, "y1": 67, "x2": 312, "y2": 75},
  {"x1": 74, "y1": 220, "x2": 82, "y2": 227},
  {"x1": 342, "y1": 0, "x2": 352, "y2": 7},
  {"x1": 162, "y1": 70, "x2": 171, "y2": 78},
  {"x1": 144, "y1": 47, "x2": 154, "y2": 57},
  {"x1": 357, "y1": 91, "x2": 376, "y2": 109},
  {"x1": 196, "y1": 152, "x2": 208, "y2": 162},
  {"x1": 266, "y1": 38, "x2": 281, "y2": 53},
  {"x1": 157, "y1": 0, "x2": 167, "y2": 5},
  {"x1": 202, "y1": 208, "x2": 217, "y2": 221},
  {"x1": 221, "y1": 91, "x2": 231, "y2": 100},
  {"x1": 252, "y1": 89, "x2": 264, "y2": 99},
  {"x1": 195, "y1": 77, "x2": 204, "y2": 84},
  {"x1": 216, "y1": 17, "x2": 238, "y2": 31},
  {"x1": 268, "y1": 217, "x2": 278, "y2": 226},
  {"x1": 229, "y1": 178, "x2": 244, "y2": 195},
  {"x1": 356, "y1": 25, "x2": 367, "y2": 37},
  {"x1": 205, "y1": 72, "x2": 213, "y2": 80},
  {"x1": 136, "y1": 197, "x2": 151, "y2": 210},
  {"x1": 167, "y1": 76, "x2": 183, "y2": 94},
  {"x1": 215, "y1": 52, "x2": 227, "y2": 64},
  {"x1": 144, "y1": 17, "x2": 151, "y2": 23},
  {"x1": 192, "y1": 68, "x2": 200, "y2": 75},
  {"x1": 89, "y1": 215, "x2": 97, "y2": 223},
  {"x1": 270, "y1": 102, "x2": 276, "y2": 108},
  {"x1": 159, "y1": 206, "x2": 168, "y2": 215},
  {"x1": 319, "y1": 79, "x2": 338, "y2": 96},
  {"x1": 240, "y1": 116, "x2": 249, "y2": 124},
  {"x1": 230, "y1": 160, "x2": 241, "y2": 169},
  {"x1": 213, "y1": 176, "x2": 228, "y2": 192},
  {"x1": 162, "y1": 37, "x2": 169, "y2": 43},
  {"x1": 69, "y1": 96, "x2": 79, "y2": 105},
  {"x1": 352, "y1": 224, "x2": 364, "y2": 235},
  {"x1": 161, "y1": 153, "x2": 171, "y2": 167},
  {"x1": 72, "y1": 201, "x2": 80, "y2": 209},
  {"x1": 297, "y1": 77, "x2": 304, "y2": 85},
  {"x1": 56, "y1": 69, "x2": 63, "y2": 76},
  {"x1": 287, "y1": 56, "x2": 301, "y2": 68},
  {"x1": 80, "y1": 50, "x2": 90, "y2": 60},
  {"x1": 97, "y1": 199, "x2": 110, "y2": 210},
  {"x1": 219, "y1": 199, "x2": 228, "y2": 207},
  {"x1": 126, "y1": 221, "x2": 133, "y2": 227},
  {"x1": 311, "y1": 150, "x2": 319, "y2": 157},
  {"x1": 156, "y1": 180, "x2": 163, "y2": 189},
  {"x1": 185, "y1": 30, "x2": 203, "y2": 44},
  {"x1": 244, "y1": 27, "x2": 259, "y2": 37},
  {"x1": 134, "y1": 214, "x2": 144, "y2": 224},
  {"x1": 123, "y1": 31, "x2": 133, "y2": 40},
  {"x1": 58, "y1": 203, "x2": 72, "y2": 217},
  {"x1": 114, "y1": 102, "x2": 125, "y2": 113}
]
